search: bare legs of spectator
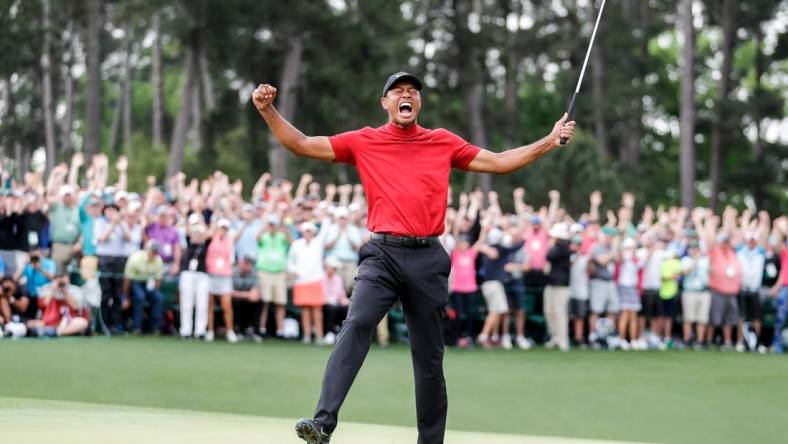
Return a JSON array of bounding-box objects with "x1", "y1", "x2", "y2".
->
[
  {"x1": 573, "y1": 317, "x2": 585, "y2": 344},
  {"x1": 301, "y1": 305, "x2": 324, "y2": 343},
  {"x1": 659, "y1": 316, "x2": 672, "y2": 341},
  {"x1": 683, "y1": 321, "x2": 706, "y2": 345},
  {"x1": 220, "y1": 293, "x2": 235, "y2": 337},
  {"x1": 478, "y1": 313, "x2": 501, "y2": 348},
  {"x1": 617, "y1": 310, "x2": 638, "y2": 342},
  {"x1": 376, "y1": 314, "x2": 389, "y2": 347},
  {"x1": 737, "y1": 319, "x2": 761, "y2": 346},
  {"x1": 260, "y1": 302, "x2": 286, "y2": 336}
]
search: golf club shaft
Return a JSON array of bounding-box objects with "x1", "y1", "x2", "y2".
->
[{"x1": 561, "y1": 0, "x2": 607, "y2": 145}]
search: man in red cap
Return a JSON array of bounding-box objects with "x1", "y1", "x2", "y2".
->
[{"x1": 252, "y1": 72, "x2": 575, "y2": 444}]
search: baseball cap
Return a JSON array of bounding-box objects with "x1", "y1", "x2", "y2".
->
[
  {"x1": 300, "y1": 221, "x2": 318, "y2": 233},
  {"x1": 549, "y1": 223, "x2": 570, "y2": 240},
  {"x1": 622, "y1": 237, "x2": 637, "y2": 249},
  {"x1": 334, "y1": 206, "x2": 349, "y2": 218},
  {"x1": 145, "y1": 240, "x2": 160, "y2": 253},
  {"x1": 59, "y1": 185, "x2": 75, "y2": 198},
  {"x1": 382, "y1": 71, "x2": 422, "y2": 97},
  {"x1": 324, "y1": 257, "x2": 342, "y2": 269},
  {"x1": 267, "y1": 214, "x2": 280, "y2": 226},
  {"x1": 601, "y1": 226, "x2": 618, "y2": 237},
  {"x1": 217, "y1": 218, "x2": 231, "y2": 229}
]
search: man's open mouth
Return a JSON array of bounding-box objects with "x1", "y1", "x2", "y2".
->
[{"x1": 399, "y1": 102, "x2": 413, "y2": 114}]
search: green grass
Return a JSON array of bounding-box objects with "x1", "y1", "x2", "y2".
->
[{"x1": 1, "y1": 338, "x2": 786, "y2": 443}]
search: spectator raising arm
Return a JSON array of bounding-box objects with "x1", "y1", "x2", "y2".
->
[{"x1": 252, "y1": 84, "x2": 335, "y2": 162}]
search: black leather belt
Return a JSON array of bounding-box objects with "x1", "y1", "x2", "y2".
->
[{"x1": 371, "y1": 232, "x2": 439, "y2": 248}]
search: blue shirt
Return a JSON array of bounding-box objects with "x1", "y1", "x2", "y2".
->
[
  {"x1": 21, "y1": 259, "x2": 56, "y2": 297},
  {"x1": 681, "y1": 255, "x2": 709, "y2": 292},
  {"x1": 233, "y1": 219, "x2": 263, "y2": 262}
]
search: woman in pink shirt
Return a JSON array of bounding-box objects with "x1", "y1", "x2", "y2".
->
[
  {"x1": 206, "y1": 219, "x2": 237, "y2": 343},
  {"x1": 450, "y1": 234, "x2": 480, "y2": 348}
]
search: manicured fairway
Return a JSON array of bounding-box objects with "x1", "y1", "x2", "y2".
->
[{"x1": 1, "y1": 338, "x2": 786, "y2": 443}]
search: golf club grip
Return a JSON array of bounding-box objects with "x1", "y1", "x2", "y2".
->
[{"x1": 560, "y1": 92, "x2": 579, "y2": 145}]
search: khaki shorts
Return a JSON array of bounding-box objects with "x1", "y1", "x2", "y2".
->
[
  {"x1": 682, "y1": 290, "x2": 711, "y2": 324},
  {"x1": 481, "y1": 281, "x2": 509, "y2": 314},
  {"x1": 338, "y1": 261, "x2": 358, "y2": 293},
  {"x1": 257, "y1": 270, "x2": 287, "y2": 305}
]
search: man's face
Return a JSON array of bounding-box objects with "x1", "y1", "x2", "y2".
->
[
  {"x1": 63, "y1": 193, "x2": 76, "y2": 206},
  {"x1": 381, "y1": 81, "x2": 421, "y2": 127}
]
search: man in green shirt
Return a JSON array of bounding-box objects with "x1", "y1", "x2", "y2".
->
[
  {"x1": 124, "y1": 240, "x2": 164, "y2": 335},
  {"x1": 658, "y1": 250, "x2": 682, "y2": 346},
  {"x1": 49, "y1": 186, "x2": 81, "y2": 274},
  {"x1": 256, "y1": 215, "x2": 291, "y2": 337}
]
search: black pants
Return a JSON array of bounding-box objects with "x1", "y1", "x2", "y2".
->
[
  {"x1": 98, "y1": 255, "x2": 127, "y2": 331},
  {"x1": 323, "y1": 304, "x2": 349, "y2": 334},
  {"x1": 233, "y1": 298, "x2": 263, "y2": 331},
  {"x1": 314, "y1": 239, "x2": 451, "y2": 444},
  {"x1": 450, "y1": 291, "x2": 474, "y2": 340}
]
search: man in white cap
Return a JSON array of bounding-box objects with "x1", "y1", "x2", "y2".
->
[
  {"x1": 256, "y1": 214, "x2": 291, "y2": 337},
  {"x1": 736, "y1": 231, "x2": 765, "y2": 351},
  {"x1": 253, "y1": 71, "x2": 575, "y2": 443},
  {"x1": 49, "y1": 185, "x2": 82, "y2": 274}
]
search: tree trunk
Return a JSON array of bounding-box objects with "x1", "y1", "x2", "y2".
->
[
  {"x1": 468, "y1": 77, "x2": 490, "y2": 193},
  {"x1": 121, "y1": 24, "x2": 134, "y2": 153},
  {"x1": 84, "y1": 0, "x2": 103, "y2": 159},
  {"x1": 678, "y1": 0, "x2": 696, "y2": 209},
  {"x1": 268, "y1": 34, "x2": 304, "y2": 180},
  {"x1": 503, "y1": 0, "x2": 521, "y2": 148},
  {"x1": 199, "y1": 52, "x2": 215, "y2": 112},
  {"x1": 190, "y1": 75, "x2": 202, "y2": 152},
  {"x1": 41, "y1": 0, "x2": 57, "y2": 172},
  {"x1": 166, "y1": 47, "x2": 195, "y2": 179},
  {"x1": 590, "y1": 43, "x2": 608, "y2": 157},
  {"x1": 709, "y1": 0, "x2": 737, "y2": 212},
  {"x1": 61, "y1": 21, "x2": 76, "y2": 158},
  {"x1": 751, "y1": 28, "x2": 765, "y2": 209},
  {"x1": 151, "y1": 11, "x2": 164, "y2": 149}
]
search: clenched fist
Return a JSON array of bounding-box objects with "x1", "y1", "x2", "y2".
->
[
  {"x1": 549, "y1": 113, "x2": 576, "y2": 147},
  {"x1": 252, "y1": 84, "x2": 277, "y2": 111}
]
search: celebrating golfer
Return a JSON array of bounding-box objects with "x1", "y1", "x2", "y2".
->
[{"x1": 252, "y1": 72, "x2": 575, "y2": 444}]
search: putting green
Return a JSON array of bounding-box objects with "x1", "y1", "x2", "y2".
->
[{"x1": 1, "y1": 397, "x2": 647, "y2": 444}]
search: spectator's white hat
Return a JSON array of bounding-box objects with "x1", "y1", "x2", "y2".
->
[
  {"x1": 127, "y1": 200, "x2": 142, "y2": 212},
  {"x1": 191, "y1": 224, "x2": 207, "y2": 235},
  {"x1": 570, "y1": 223, "x2": 584, "y2": 235},
  {"x1": 217, "y1": 218, "x2": 231, "y2": 229},
  {"x1": 300, "y1": 221, "x2": 318, "y2": 233},
  {"x1": 487, "y1": 227, "x2": 503, "y2": 245},
  {"x1": 187, "y1": 213, "x2": 203, "y2": 225},
  {"x1": 549, "y1": 223, "x2": 570, "y2": 240},
  {"x1": 717, "y1": 232, "x2": 731, "y2": 243},
  {"x1": 622, "y1": 237, "x2": 637, "y2": 249},
  {"x1": 334, "y1": 206, "x2": 349, "y2": 218},
  {"x1": 267, "y1": 214, "x2": 280, "y2": 226},
  {"x1": 59, "y1": 185, "x2": 75, "y2": 198},
  {"x1": 242, "y1": 203, "x2": 255, "y2": 213},
  {"x1": 324, "y1": 257, "x2": 342, "y2": 269},
  {"x1": 744, "y1": 231, "x2": 757, "y2": 241},
  {"x1": 115, "y1": 190, "x2": 129, "y2": 201}
]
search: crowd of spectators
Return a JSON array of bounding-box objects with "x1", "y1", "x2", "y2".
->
[{"x1": 1, "y1": 154, "x2": 787, "y2": 354}]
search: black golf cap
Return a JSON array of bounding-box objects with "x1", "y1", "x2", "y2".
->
[{"x1": 382, "y1": 71, "x2": 422, "y2": 97}]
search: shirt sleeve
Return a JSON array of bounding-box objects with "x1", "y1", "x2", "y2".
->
[
  {"x1": 328, "y1": 129, "x2": 363, "y2": 165},
  {"x1": 438, "y1": 129, "x2": 482, "y2": 171}
]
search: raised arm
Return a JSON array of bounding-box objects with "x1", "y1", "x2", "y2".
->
[
  {"x1": 252, "y1": 84, "x2": 335, "y2": 162},
  {"x1": 467, "y1": 114, "x2": 575, "y2": 174}
]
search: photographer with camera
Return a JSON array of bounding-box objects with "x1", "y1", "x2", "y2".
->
[
  {"x1": 27, "y1": 274, "x2": 89, "y2": 337},
  {"x1": 0, "y1": 277, "x2": 30, "y2": 338},
  {"x1": 14, "y1": 249, "x2": 56, "y2": 303}
]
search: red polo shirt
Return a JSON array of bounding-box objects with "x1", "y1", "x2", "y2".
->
[{"x1": 330, "y1": 123, "x2": 481, "y2": 237}]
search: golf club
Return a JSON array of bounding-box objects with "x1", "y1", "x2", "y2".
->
[{"x1": 561, "y1": 0, "x2": 607, "y2": 145}]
